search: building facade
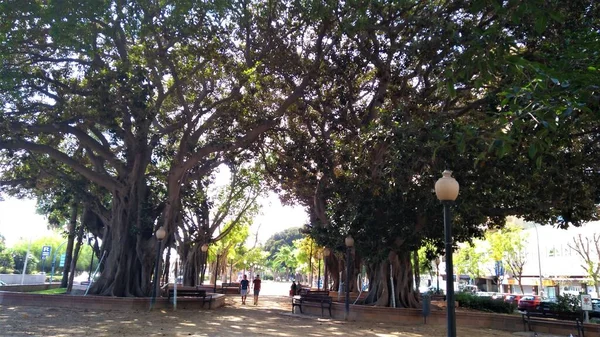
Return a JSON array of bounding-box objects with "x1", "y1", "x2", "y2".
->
[{"x1": 500, "y1": 219, "x2": 600, "y2": 298}]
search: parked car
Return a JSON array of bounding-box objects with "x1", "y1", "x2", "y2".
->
[
  {"x1": 536, "y1": 297, "x2": 557, "y2": 312},
  {"x1": 475, "y1": 291, "x2": 494, "y2": 297},
  {"x1": 461, "y1": 285, "x2": 478, "y2": 294},
  {"x1": 491, "y1": 293, "x2": 507, "y2": 300},
  {"x1": 518, "y1": 295, "x2": 541, "y2": 311},
  {"x1": 504, "y1": 294, "x2": 524, "y2": 304},
  {"x1": 590, "y1": 298, "x2": 600, "y2": 318}
]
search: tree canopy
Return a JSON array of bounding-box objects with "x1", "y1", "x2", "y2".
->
[{"x1": 0, "y1": 0, "x2": 598, "y2": 302}]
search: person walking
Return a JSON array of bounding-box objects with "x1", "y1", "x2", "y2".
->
[
  {"x1": 240, "y1": 275, "x2": 250, "y2": 305},
  {"x1": 252, "y1": 274, "x2": 262, "y2": 305}
]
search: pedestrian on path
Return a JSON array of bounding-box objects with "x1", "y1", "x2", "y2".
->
[
  {"x1": 240, "y1": 275, "x2": 249, "y2": 305},
  {"x1": 252, "y1": 274, "x2": 262, "y2": 305}
]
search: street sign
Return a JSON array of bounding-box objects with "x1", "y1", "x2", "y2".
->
[
  {"x1": 581, "y1": 294, "x2": 593, "y2": 311},
  {"x1": 41, "y1": 245, "x2": 51, "y2": 260},
  {"x1": 59, "y1": 253, "x2": 66, "y2": 267}
]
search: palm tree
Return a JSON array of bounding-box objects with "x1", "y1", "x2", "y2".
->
[{"x1": 274, "y1": 246, "x2": 297, "y2": 280}]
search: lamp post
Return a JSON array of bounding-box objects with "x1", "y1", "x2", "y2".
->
[
  {"x1": 214, "y1": 249, "x2": 220, "y2": 294},
  {"x1": 435, "y1": 170, "x2": 459, "y2": 337},
  {"x1": 201, "y1": 243, "x2": 209, "y2": 285},
  {"x1": 434, "y1": 257, "x2": 440, "y2": 294},
  {"x1": 317, "y1": 252, "x2": 322, "y2": 290},
  {"x1": 345, "y1": 235, "x2": 354, "y2": 320},
  {"x1": 533, "y1": 224, "x2": 544, "y2": 296},
  {"x1": 323, "y1": 248, "x2": 331, "y2": 291},
  {"x1": 151, "y1": 226, "x2": 166, "y2": 309}
]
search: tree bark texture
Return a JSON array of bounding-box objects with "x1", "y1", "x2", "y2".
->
[
  {"x1": 67, "y1": 224, "x2": 85, "y2": 293},
  {"x1": 61, "y1": 201, "x2": 79, "y2": 288},
  {"x1": 90, "y1": 185, "x2": 155, "y2": 296},
  {"x1": 364, "y1": 251, "x2": 420, "y2": 308}
]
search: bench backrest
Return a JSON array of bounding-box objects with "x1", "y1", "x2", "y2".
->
[
  {"x1": 222, "y1": 283, "x2": 240, "y2": 287},
  {"x1": 527, "y1": 311, "x2": 583, "y2": 321},
  {"x1": 302, "y1": 294, "x2": 332, "y2": 301},
  {"x1": 306, "y1": 290, "x2": 329, "y2": 296},
  {"x1": 169, "y1": 289, "x2": 206, "y2": 296}
]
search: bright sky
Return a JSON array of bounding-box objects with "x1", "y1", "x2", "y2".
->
[
  {"x1": 0, "y1": 198, "x2": 53, "y2": 247},
  {"x1": 0, "y1": 193, "x2": 307, "y2": 248}
]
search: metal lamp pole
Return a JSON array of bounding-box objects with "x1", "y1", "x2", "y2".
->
[
  {"x1": 435, "y1": 170, "x2": 459, "y2": 337},
  {"x1": 323, "y1": 248, "x2": 331, "y2": 291},
  {"x1": 533, "y1": 224, "x2": 544, "y2": 296},
  {"x1": 345, "y1": 235, "x2": 354, "y2": 320},
  {"x1": 150, "y1": 226, "x2": 166, "y2": 309},
  {"x1": 435, "y1": 257, "x2": 440, "y2": 293},
  {"x1": 317, "y1": 252, "x2": 322, "y2": 290}
]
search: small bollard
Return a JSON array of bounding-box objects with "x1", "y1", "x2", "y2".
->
[{"x1": 422, "y1": 294, "x2": 431, "y2": 324}]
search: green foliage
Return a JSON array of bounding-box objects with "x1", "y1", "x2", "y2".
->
[
  {"x1": 0, "y1": 235, "x2": 14, "y2": 273},
  {"x1": 454, "y1": 243, "x2": 486, "y2": 279},
  {"x1": 455, "y1": 293, "x2": 516, "y2": 314},
  {"x1": 273, "y1": 245, "x2": 297, "y2": 276},
  {"x1": 29, "y1": 288, "x2": 67, "y2": 295},
  {"x1": 263, "y1": 227, "x2": 302, "y2": 260},
  {"x1": 548, "y1": 294, "x2": 581, "y2": 313}
]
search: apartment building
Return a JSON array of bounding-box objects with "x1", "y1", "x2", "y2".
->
[{"x1": 500, "y1": 219, "x2": 600, "y2": 298}]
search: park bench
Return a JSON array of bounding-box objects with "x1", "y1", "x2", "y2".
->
[
  {"x1": 521, "y1": 310, "x2": 584, "y2": 337},
  {"x1": 167, "y1": 287, "x2": 212, "y2": 309},
  {"x1": 292, "y1": 290, "x2": 332, "y2": 317},
  {"x1": 219, "y1": 282, "x2": 241, "y2": 294}
]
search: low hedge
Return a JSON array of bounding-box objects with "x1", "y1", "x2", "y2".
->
[{"x1": 455, "y1": 293, "x2": 516, "y2": 314}]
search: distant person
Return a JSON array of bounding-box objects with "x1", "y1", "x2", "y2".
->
[
  {"x1": 252, "y1": 274, "x2": 262, "y2": 305},
  {"x1": 240, "y1": 275, "x2": 249, "y2": 305},
  {"x1": 291, "y1": 281, "x2": 297, "y2": 296}
]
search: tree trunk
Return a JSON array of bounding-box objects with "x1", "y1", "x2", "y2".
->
[
  {"x1": 89, "y1": 184, "x2": 155, "y2": 297},
  {"x1": 61, "y1": 201, "x2": 79, "y2": 288},
  {"x1": 327, "y1": 254, "x2": 340, "y2": 291},
  {"x1": 182, "y1": 243, "x2": 202, "y2": 286},
  {"x1": 413, "y1": 250, "x2": 420, "y2": 291},
  {"x1": 364, "y1": 251, "x2": 419, "y2": 308},
  {"x1": 517, "y1": 277, "x2": 524, "y2": 294},
  {"x1": 67, "y1": 224, "x2": 85, "y2": 293}
]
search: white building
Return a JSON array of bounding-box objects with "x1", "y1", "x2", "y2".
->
[{"x1": 501, "y1": 219, "x2": 600, "y2": 298}]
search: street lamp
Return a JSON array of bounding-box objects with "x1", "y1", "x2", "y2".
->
[
  {"x1": 434, "y1": 257, "x2": 440, "y2": 294},
  {"x1": 435, "y1": 170, "x2": 459, "y2": 337},
  {"x1": 323, "y1": 248, "x2": 331, "y2": 291},
  {"x1": 201, "y1": 243, "x2": 209, "y2": 285},
  {"x1": 533, "y1": 223, "x2": 544, "y2": 296},
  {"x1": 317, "y1": 252, "x2": 323, "y2": 290},
  {"x1": 151, "y1": 226, "x2": 167, "y2": 309},
  {"x1": 345, "y1": 235, "x2": 354, "y2": 320},
  {"x1": 214, "y1": 248, "x2": 220, "y2": 293}
]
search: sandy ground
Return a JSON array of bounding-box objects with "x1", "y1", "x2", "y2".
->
[{"x1": 0, "y1": 295, "x2": 554, "y2": 337}]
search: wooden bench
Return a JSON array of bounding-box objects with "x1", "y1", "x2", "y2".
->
[
  {"x1": 167, "y1": 288, "x2": 212, "y2": 309},
  {"x1": 219, "y1": 282, "x2": 241, "y2": 294},
  {"x1": 292, "y1": 290, "x2": 332, "y2": 317},
  {"x1": 521, "y1": 310, "x2": 584, "y2": 337}
]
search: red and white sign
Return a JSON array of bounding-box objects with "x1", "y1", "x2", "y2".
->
[{"x1": 581, "y1": 294, "x2": 593, "y2": 311}]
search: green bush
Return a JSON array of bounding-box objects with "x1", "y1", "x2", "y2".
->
[
  {"x1": 548, "y1": 294, "x2": 580, "y2": 313},
  {"x1": 455, "y1": 293, "x2": 516, "y2": 314}
]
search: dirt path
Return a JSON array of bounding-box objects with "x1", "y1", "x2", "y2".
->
[{"x1": 1, "y1": 295, "x2": 526, "y2": 336}]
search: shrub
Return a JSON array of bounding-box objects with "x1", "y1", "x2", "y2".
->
[
  {"x1": 455, "y1": 293, "x2": 516, "y2": 314},
  {"x1": 549, "y1": 294, "x2": 580, "y2": 313}
]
